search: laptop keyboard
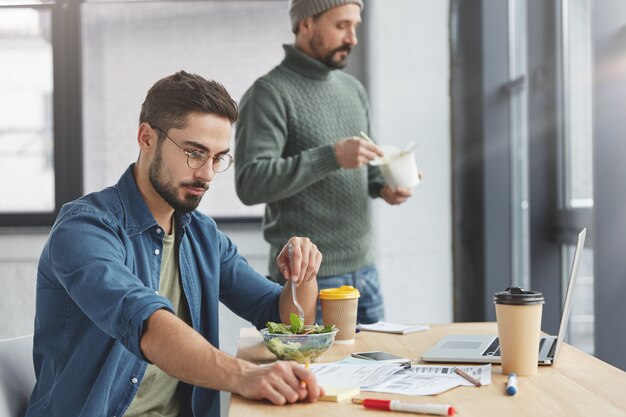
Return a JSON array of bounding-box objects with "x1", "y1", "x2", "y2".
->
[
  {"x1": 482, "y1": 337, "x2": 548, "y2": 357},
  {"x1": 546, "y1": 338, "x2": 556, "y2": 358},
  {"x1": 482, "y1": 338, "x2": 501, "y2": 356}
]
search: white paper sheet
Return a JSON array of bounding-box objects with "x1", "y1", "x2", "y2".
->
[
  {"x1": 309, "y1": 362, "x2": 405, "y2": 388},
  {"x1": 310, "y1": 358, "x2": 491, "y2": 396},
  {"x1": 357, "y1": 321, "x2": 429, "y2": 335},
  {"x1": 363, "y1": 364, "x2": 492, "y2": 396}
]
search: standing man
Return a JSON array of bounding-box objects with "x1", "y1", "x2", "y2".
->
[
  {"x1": 235, "y1": 0, "x2": 413, "y2": 325},
  {"x1": 25, "y1": 71, "x2": 324, "y2": 417}
]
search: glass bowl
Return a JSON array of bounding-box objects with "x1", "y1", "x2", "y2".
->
[{"x1": 260, "y1": 328, "x2": 339, "y2": 364}]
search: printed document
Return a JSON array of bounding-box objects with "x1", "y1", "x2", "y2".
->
[
  {"x1": 310, "y1": 362, "x2": 404, "y2": 388},
  {"x1": 363, "y1": 364, "x2": 492, "y2": 396},
  {"x1": 310, "y1": 359, "x2": 491, "y2": 396}
]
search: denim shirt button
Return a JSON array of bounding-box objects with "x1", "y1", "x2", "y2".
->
[
  {"x1": 131, "y1": 377, "x2": 138, "y2": 384},
  {"x1": 156, "y1": 228, "x2": 162, "y2": 234},
  {"x1": 154, "y1": 249, "x2": 160, "y2": 255},
  {"x1": 155, "y1": 290, "x2": 159, "y2": 295}
]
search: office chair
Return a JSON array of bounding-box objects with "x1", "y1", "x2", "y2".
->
[{"x1": 0, "y1": 334, "x2": 35, "y2": 417}]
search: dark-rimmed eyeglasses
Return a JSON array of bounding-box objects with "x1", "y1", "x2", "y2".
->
[{"x1": 152, "y1": 126, "x2": 233, "y2": 173}]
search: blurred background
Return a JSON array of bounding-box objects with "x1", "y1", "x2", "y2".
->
[{"x1": 0, "y1": 4, "x2": 624, "y2": 409}]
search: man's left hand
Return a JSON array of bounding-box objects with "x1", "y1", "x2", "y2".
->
[
  {"x1": 381, "y1": 185, "x2": 412, "y2": 205},
  {"x1": 276, "y1": 237, "x2": 322, "y2": 285}
]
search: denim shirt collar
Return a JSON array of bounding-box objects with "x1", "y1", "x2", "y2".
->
[{"x1": 116, "y1": 164, "x2": 192, "y2": 236}]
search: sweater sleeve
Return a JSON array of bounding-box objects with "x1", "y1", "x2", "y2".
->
[{"x1": 234, "y1": 80, "x2": 341, "y2": 206}]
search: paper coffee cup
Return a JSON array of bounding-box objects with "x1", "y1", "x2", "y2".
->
[
  {"x1": 379, "y1": 151, "x2": 420, "y2": 189},
  {"x1": 494, "y1": 288, "x2": 544, "y2": 376},
  {"x1": 319, "y1": 286, "x2": 360, "y2": 344}
]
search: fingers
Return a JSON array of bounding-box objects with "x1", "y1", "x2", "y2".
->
[
  {"x1": 292, "y1": 363, "x2": 322, "y2": 402},
  {"x1": 277, "y1": 244, "x2": 294, "y2": 281},
  {"x1": 299, "y1": 239, "x2": 321, "y2": 284},
  {"x1": 394, "y1": 186, "x2": 412, "y2": 198},
  {"x1": 360, "y1": 139, "x2": 385, "y2": 157},
  {"x1": 287, "y1": 239, "x2": 302, "y2": 282},
  {"x1": 279, "y1": 237, "x2": 321, "y2": 285},
  {"x1": 334, "y1": 137, "x2": 384, "y2": 169},
  {"x1": 240, "y1": 362, "x2": 317, "y2": 405},
  {"x1": 381, "y1": 185, "x2": 412, "y2": 205},
  {"x1": 306, "y1": 248, "x2": 322, "y2": 283}
]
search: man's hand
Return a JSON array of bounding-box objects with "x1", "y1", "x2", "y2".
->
[
  {"x1": 381, "y1": 185, "x2": 412, "y2": 205},
  {"x1": 333, "y1": 137, "x2": 384, "y2": 169},
  {"x1": 236, "y1": 361, "x2": 324, "y2": 405},
  {"x1": 277, "y1": 237, "x2": 322, "y2": 285}
]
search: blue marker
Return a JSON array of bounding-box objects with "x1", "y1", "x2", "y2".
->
[{"x1": 506, "y1": 373, "x2": 518, "y2": 396}]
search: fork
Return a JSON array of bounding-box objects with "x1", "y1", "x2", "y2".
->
[{"x1": 288, "y1": 243, "x2": 305, "y2": 323}]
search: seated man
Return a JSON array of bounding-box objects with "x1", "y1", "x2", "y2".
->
[{"x1": 25, "y1": 71, "x2": 323, "y2": 417}]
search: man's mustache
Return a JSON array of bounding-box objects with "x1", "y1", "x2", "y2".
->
[
  {"x1": 334, "y1": 44, "x2": 352, "y2": 54},
  {"x1": 182, "y1": 181, "x2": 210, "y2": 190}
]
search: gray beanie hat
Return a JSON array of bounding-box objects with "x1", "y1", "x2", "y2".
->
[{"x1": 289, "y1": 0, "x2": 364, "y2": 33}]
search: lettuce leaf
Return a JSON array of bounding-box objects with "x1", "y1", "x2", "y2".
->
[
  {"x1": 290, "y1": 313, "x2": 305, "y2": 333},
  {"x1": 266, "y1": 314, "x2": 335, "y2": 335},
  {"x1": 266, "y1": 322, "x2": 292, "y2": 334}
]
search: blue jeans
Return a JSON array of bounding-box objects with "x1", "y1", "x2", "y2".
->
[{"x1": 317, "y1": 265, "x2": 385, "y2": 325}]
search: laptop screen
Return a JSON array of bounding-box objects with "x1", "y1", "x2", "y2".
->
[{"x1": 552, "y1": 228, "x2": 586, "y2": 363}]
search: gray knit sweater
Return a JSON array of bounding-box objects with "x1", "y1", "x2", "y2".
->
[{"x1": 235, "y1": 44, "x2": 385, "y2": 281}]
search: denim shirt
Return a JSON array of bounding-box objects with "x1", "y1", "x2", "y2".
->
[{"x1": 25, "y1": 165, "x2": 283, "y2": 417}]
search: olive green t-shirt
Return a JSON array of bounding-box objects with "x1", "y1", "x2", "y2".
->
[{"x1": 124, "y1": 228, "x2": 189, "y2": 417}]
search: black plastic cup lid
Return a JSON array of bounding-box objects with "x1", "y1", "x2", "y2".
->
[{"x1": 493, "y1": 287, "x2": 544, "y2": 305}]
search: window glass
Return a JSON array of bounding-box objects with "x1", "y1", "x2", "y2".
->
[
  {"x1": 1, "y1": 1, "x2": 55, "y2": 5},
  {"x1": 82, "y1": 1, "x2": 292, "y2": 218},
  {"x1": 562, "y1": 0, "x2": 593, "y2": 208},
  {"x1": 0, "y1": 7, "x2": 54, "y2": 212},
  {"x1": 509, "y1": 0, "x2": 530, "y2": 289},
  {"x1": 559, "y1": 0, "x2": 594, "y2": 354}
]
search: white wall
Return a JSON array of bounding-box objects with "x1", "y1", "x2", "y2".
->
[
  {"x1": 0, "y1": 232, "x2": 45, "y2": 338},
  {"x1": 369, "y1": 0, "x2": 453, "y2": 324}
]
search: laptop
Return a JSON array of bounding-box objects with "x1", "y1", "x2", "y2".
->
[{"x1": 422, "y1": 228, "x2": 586, "y2": 365}]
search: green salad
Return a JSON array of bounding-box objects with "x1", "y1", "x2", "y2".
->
[
  {"x1": 266, "y1": 313, "x2": 335, "y2": 335},
  {"x1": 263, "y1": 314, "x2": 336, "y2": 363}
]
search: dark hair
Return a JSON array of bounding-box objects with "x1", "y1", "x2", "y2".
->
[
  {"x1": 294, "y1": 10, "x2": 324, "y2": 34},
  {"x1": 139, "y1": 71, "x2": 238, "y2": 133}
]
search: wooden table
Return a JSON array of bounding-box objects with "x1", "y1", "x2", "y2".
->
[{"x1": 228, "y1": 322, "x2": 626, "y2": 417}]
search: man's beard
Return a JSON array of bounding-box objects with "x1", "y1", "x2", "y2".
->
[
  {"x1": 148, "y1": 146, "x2": 208, "y2": 213},
  {"x1": 309, "y1": 35, "x2": 351, "y2": 69}
]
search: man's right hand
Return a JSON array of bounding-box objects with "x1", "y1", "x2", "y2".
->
[
  {"x1": 333, "y1": 137, "x2": 385, "y2": 169},
  {"x1": 236, "y1": 361, "x2": 324, "y2": 404}
]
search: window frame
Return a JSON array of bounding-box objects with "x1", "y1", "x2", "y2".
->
[{"x1": 0, "y1": 0, "x2": 83, "y2": 228}]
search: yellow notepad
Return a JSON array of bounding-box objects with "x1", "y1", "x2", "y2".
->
[{"x1": 319, "y1": 386, "x2": 360, "y2": 402}]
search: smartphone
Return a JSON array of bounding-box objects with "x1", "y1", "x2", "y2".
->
[{"x1": 351, "y1": 351, "x2": 410, "y2": 364}]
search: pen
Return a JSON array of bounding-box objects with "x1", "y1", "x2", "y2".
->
[
  {"x1": 453, "y1": 367, "x2": 482, "y2": 387},
  {"x1": 352, "y1": 398, "x2": 455, "y2": 416},
  {"x1": 506, "y1": 373, "x2": 517, "y2": 396}
]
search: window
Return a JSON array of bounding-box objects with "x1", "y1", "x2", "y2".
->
[
  {"x1": 0, "y1": 6, "x2": 53, "y2": 213},
  {"x1": 558, "y1": 0, "x2": 594, "y2": 354},
  {"x1": 82, "y1": 0, "x2": 292, "y2": 220},
  {"x1": 0, "y1": 1, "x2": 82, "y2": 227},
  {"x1": 2, "y1": 0, "x2": 288, "y2": 227}
]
